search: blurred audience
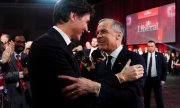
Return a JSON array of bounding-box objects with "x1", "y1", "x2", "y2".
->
[
  {"x1": 0, "y1": 33, "x2": 11, "y2": 49},
  {"x1": 3, "y1": 35, "x2": 31, "y2": 108}
]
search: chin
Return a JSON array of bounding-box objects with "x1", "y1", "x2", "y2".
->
[
  {"x1": 72, "y1": 36, "x2": 80, "y2": 41},
  {"x1": 77, "y1": 35, "x2": 82, "y2": 40},
  {"x1": 77, "y1": 37, "x2": 81, "y2": 41}
]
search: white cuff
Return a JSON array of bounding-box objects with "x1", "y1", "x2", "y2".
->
[
  {"x1": 115, "y1": 74, "x2": 121, "y2": 84},
  {"x1": 95, "y1": 84, "x2": 101, "y2": 97},
  {"x1": 19, "y1": 72, "x2": 24, "y2": 78}
]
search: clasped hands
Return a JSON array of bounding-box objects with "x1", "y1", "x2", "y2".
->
[{"x1": 58, "y1": 59, "x2": 144, "y2": 99}]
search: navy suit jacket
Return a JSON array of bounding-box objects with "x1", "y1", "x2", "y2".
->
[
  {"x1": 142, "y1": 52, "x2": 167, "y2": 81},
  {"x1": 94, "y1": 47, "x2": 146, "y2": 108},
  {"x1": 84, "y1": 48, "x2": 91, "y2": 57},
  {"x1": 3, "y1": 52, "x2": 31, "y2": 107},
  {"x1": 4, "y1": 52, "x2": 30, "y2": 90},
  {"x1": 28, "y1": 28, "x2": 95, "y2": 108}
]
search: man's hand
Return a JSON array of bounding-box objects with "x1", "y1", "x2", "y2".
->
[
  {"x1": 23, "y1": 67, "x2": 28, "y2": 76},
  {"x1": 116, "y1": 59, "x2": 144, "y2": 83},
  {"x1": 1, "y1": 45, "x2": 13, "y2": 64},
  {"x1": 58, "y1": 75, "x2": 100, "y2": 99}
]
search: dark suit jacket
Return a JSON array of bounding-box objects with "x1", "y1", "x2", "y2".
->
[
  {"x1": 94, "y1": 47, "x2": 146, "y2": 108},
  {"x1": 4, "y1": 53, "x2": 28, "y2": 83},
  {"x1": 28, "y1": 28, "x2": 96, "y2": 108},
  {"x1": 3, "y1": 52, "x2": 31, "y2": 107},
  {"x1": 84, "y1": 48, "x2": 91, "y2": 57},
  {"x1": 142, "y1": 52, "x2": 167, "y2": 81}
]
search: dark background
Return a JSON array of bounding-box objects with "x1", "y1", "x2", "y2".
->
[{"x1": 0, "y1": 0, "x2": 179, "y2": 51}]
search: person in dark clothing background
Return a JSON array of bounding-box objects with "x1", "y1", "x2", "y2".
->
[{"x1": 142, "y1": 40, "x2": 167, "y2": 108}]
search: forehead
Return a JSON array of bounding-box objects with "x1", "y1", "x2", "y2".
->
[
  {"x1": 1, "y1": 35, "x2": 8, "y2": 39},
  {"x1": 92, "y1": 38, "x2": 97, "y2": 41},
  {"x1": 15, "y1": 36, "x2": 25, "y2": 40},
  {"x1": 97, "y1": 20, "x2": 113, "y2": 30},
  {"x1": 81, "y1": 13, "x2": 90, "y2": 20},
  {"x1": 147, "y1": 42, "x2": 155, "y2": 46}
]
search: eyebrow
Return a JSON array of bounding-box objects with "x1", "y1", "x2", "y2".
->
[{"x1": 97, "y1": 28, "x2": 108, "y2": 34}]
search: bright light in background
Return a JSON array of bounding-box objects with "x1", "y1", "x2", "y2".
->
[{"x1": 38, "y1": 0, "x2": 58, "y2": 3}]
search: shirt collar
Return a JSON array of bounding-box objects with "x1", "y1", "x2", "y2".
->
[
  {"x1": 91, "y1": 47, "x2": 98, "y2": 50},
  {"x1": 14, "y1": 52, "x2": 22, "y2": 59},
  {"x1": 148, "y1": 51, "x2": 155, "y2": 56},
  {"x1": 53, "y1": 26, "x2": 71, "y2": 45},
  {"x1": 110, "y1": 45, "x2": 123, "y2": 59}
]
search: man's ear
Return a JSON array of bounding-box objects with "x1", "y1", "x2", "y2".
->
[
  {"x1": 69, "y1": 12, "x2": 78, "y2": 22},
  {"x1": 116, "y1": 32, "x2": 123, "y2": 40}
]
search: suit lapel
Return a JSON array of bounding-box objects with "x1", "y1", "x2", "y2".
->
[
  {"x1": 10, "y1": 53, "x2": 19, "y2": 71},
  {"x1": 144, "y1": 53, "x2": 148, "y2": 65},
  {"x1": 155, "y1": 52, "x2": 159, "y2": 71},
  {"x1": 112, "y1": 47, "x2": 127, "y2": 74},
  {"x1": 48, "y1": 28, "x2": 73, "y2": 57},
  {"x1": 144, "y1": 52, "x2": 158, "y2": 72},
  {"x1": 99, "y1": 60, "x2": 107, "y2": 77},
  {"x1": 48, "y1": 28, "x2": 80, "y2": 75}
]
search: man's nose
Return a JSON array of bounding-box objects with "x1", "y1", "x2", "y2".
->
[
  {"x1": 97, "y1": 34, "x2": 103, "y2": 38},
  {"x1": 84, "y1": 26, "x2": 89, "y2": 33}
]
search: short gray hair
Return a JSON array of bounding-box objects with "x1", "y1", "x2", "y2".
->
[{"x1": 98, "y1": 18, "x2": 124, "y2": 36}]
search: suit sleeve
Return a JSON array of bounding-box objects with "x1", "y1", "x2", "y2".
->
[
  {"x1": 28, "y1": 36, "x2": 79, "y2": 96},
  {"x1": 2, "y1": 62, "x2": 20, "y2": 83},
  {"x1": 97, "y1": 52, "x2": 146, "y2": 107},
  {"x1": 4, "y1": 71, "x2": 19, "y2": 83},
  {"x1": 160, "y1": 53, "x2": 167, "y2": 81},
  {"x1": 3, "y1": 54, "x2": 29, "y2": 83}
]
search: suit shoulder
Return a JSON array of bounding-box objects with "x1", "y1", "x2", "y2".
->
[
  {"x1": 31, "y1": 32, "x2": 49, "y2": 47},
  {"x1": 125, "y1": 49, "x2": 145, "y2": 65},
  {"x1": 33, "y1": 28, "x2": 60, "y2": 45},
  {"x1": 156, "y1": 52, "x2": 163, "y2": 56},
  {"x1": 142, "y1": 53, "x2": 147, "y2": 58},
  {"x1": 126, "y1": 49, "x2": 142, "y2": 58}
]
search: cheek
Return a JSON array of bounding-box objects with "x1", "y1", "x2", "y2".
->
[
  {"x1": 98, "y1": 42, "x2": 108, "y2": 50},
  {"x1": 72, "y1": 26, "x2": 82, "y2": 36},
  {"x1": 98, "y1": 45, "x2": 107, "y2": 51}
]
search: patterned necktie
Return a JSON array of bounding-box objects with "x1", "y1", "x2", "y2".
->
[
  {"x1": 148, "y1": 54, "x2": 152, "y2": 77},
  {"x1": 106, "y1": 56, "x2": 112, "y2": 73},
  {"x1": 16, "y1": 54, "x2": 22, "y2": 71},
  {"x1": 16, "y1": 54, "x2": 28, "y2": 91}
]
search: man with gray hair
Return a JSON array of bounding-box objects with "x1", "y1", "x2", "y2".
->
[{"x1": 59, "y1": 18, "x2": 146, "y2": 108}]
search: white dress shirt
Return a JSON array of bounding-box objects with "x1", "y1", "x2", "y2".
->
[
  {"x1": 108, "y1": 45, "x2": 123, "y2": 69},
  {"x1": 147, "y1": 52, "x2": 157, "y2": 77},
  {"x1": 96, "y1": 45, "x2": 123, "y2": 97},
  {"x1": 53, "y1": 26, "x2": 71, "y2": 46},
  {"x1": 14, "y1": 52, "x2": 24, "y2": 87}
]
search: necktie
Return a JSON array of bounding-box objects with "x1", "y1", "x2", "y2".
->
[
  {"x1": 148, "y1": 54, "x2": 152, "y2": 77},
  {"x1": 106, "y1": 56, "x2": 112, "y2": 73},
  {"x1": 16, "y1": 54, "x2": 28, "y2": 91},
  {"x1": 16, "y1": 54, "x2": 22, "y2": 71}
]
